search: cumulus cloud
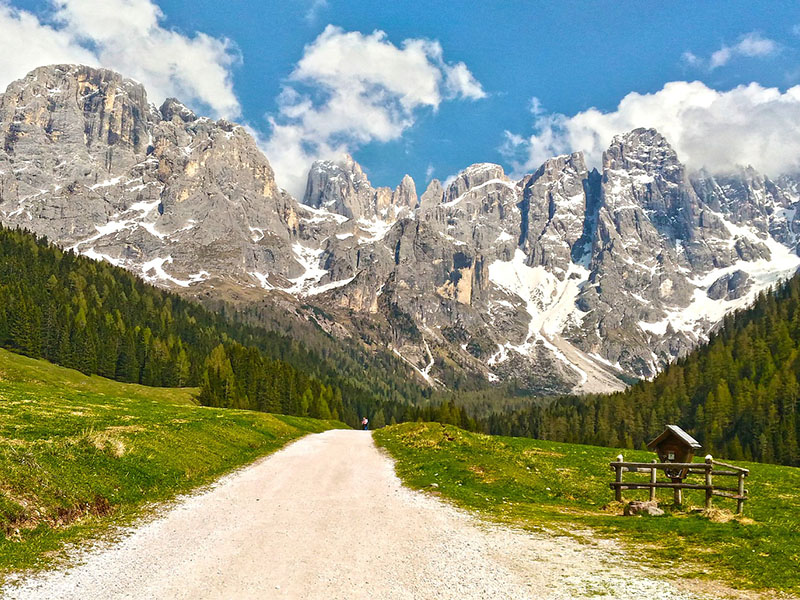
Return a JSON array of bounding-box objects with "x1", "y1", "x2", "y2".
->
[
  {"x1": 682, "y1": 32, "x2": 779, "y2": 70},
  {"x1": 265, "y1": 25, "x2": 485, "y2": 196},
  {"x1": 0, "y1": 3, "x2": 95, "y2": 86},
  {"x1": 502, "y1": 80, "x2": 800, "y2": 178},
  {"x1": 0, "y1": 0, "x2": 240, "y2": 118}
]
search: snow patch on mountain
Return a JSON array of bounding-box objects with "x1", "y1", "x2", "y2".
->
[
  {"x1": 83, "y1": 247, "x2": 122, "y2": 266},
  {"x1": 285, "y1": 244, "x2": 329, "y2": 295},
  {"x1": 638, "y1": 212, "x2": 800, "y2": 342},
  {"x1": 305, "y1": 275, "x2": 357, "y2": 296},
  {"x1": 488, "y1": 250, "x2": 588, "y2": 344},
  {"x1": 357, "y1": 218, "x2": 393, "y2": 244},
  {"x1": 440, "y1": 178, "x2": 516, "y2": 208},
  {"x1": 297, "y1": 203, "x2": 349, "y2": 224},
  {"x1": 250, "y1": 271, "x2": 275, "y2": 290},
  {"x1": 142, "y1": 257, "x2": 208, "y2": 287}
]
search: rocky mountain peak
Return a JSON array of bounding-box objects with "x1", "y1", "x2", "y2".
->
[
  {"x1": 420, "y1": 179, "x2": 444, "y2": 208},
  {"x1": 603, "y1": 127, "x2": 681, "y2": 177},
  {"x1": 303, "y1": 155, "x2": 371, "y2": 218},
  {"x1": 391, "y1": 174, "x2": 418, "y2": 210},
  {"x1": 691, "y1": 166, "x2": 800, "y2": 245},
  {"x1": 0, "y1": 64, "x2": 155, "y2": 165},
  {"x1": 599, "y1": 126, "x2": 704, "y2": 245},
  {"x1": 444, "y1": 163, "x2": 509, "y2": 203},
  {"x1": 0, "y1": 62, "x2": 300, "y2": 292},
  {"x1": 4, "y1": 63, "x2": 800, "y2": 397},
  {"x1": 533, "y1": 152, "x2": 587, "y2": 179},
  {"x1": 160, "y1": 98, "x2": 197, "y2": 123},
  {"x1": 521, "y1": 151, "x2": 589, "y2": 273},
  {"x1": 341, "y1": 153, "x2": 368, "y2": 179},
  {"x1": 303, "y1": 155, "x2": 416, "y2": 220}
]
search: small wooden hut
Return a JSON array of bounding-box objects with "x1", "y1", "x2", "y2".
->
[{"x1": 646, "y1": 425, "x2": 701, "y2": 481}]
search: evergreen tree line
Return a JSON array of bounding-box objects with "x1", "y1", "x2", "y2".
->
[
  {"x1": 197, "y1": 342, "x2": 483, "y2": 430},
  {"x1": 485, "y1": 277, "x2": 800, "y2": 466},
  {"x1": 225, "y1": 300, "x2": 438, "y2": 413},
  {"x1": 0, "y1": 225, "x2": 458, "y2": 428}
]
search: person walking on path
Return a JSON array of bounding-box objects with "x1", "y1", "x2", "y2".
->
[{"x1": 361, "y1": 416, "x2": 369, "y2": 430}]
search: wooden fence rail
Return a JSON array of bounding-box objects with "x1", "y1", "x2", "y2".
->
[{"x1": 609, "y1": 454, "x2": 749, "y2": 514}]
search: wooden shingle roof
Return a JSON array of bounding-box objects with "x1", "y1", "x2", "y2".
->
[{"x1": 646, "y1": 424, "x2": 702, "y2": 450}]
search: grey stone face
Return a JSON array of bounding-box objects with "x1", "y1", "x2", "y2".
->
[
  {"x1": 521, "y1": 152, "x2": 589, "y2": 274},
  {"x1": 419, "y1": 179, "x2": 444, "y2": 209},
  {"x1": 707, "y1": 271, "x2": 751, "y2": 301},
  {"x1": 303, "y1": 155, "x2": 417, "y2": 221},
  {"x1": 0, "y1": 64, "x2": 306, "y2": 289},
  {"x1": 3, "y1": 66, "x2": 800, "y2": 394}
]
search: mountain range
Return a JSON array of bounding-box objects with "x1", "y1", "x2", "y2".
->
[{"x1": 2, "y1": 64, "x2": 799, "y2": 394}]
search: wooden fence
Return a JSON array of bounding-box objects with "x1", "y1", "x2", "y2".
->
[{"x1": 609, "y1": 455, "x2": 749, "y2": 514}]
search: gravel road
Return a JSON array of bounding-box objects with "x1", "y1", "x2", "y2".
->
[{"x1": 4, "y1": 430, "x2": 715, "y2": 599}]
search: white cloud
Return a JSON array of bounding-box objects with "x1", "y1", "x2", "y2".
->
[
  {"x1": 681, "y1": 51, "x2": 702, "y2": 67},
  {"x1": 0, "y1": 3, "x2": 95, "y2": 86},
  {"x1": 529, "y1": 96, "x2": 545, "y2": 116},
  {"x1": 683, "y1": 32, "x2": 779, "y2": 70},
  {"x1": 304, "y1": 0, "x2": 328, "y2": 24},
  {"x1": 441, "y1": 61, "x2": 486, "y2": 101},
  {"x1": 709, "y1": 46, "x2": 735, "y2": 69},
  {"x1": 502, "y1": 80, "x2": 800, "y2": 178},
  {"x1": 736, "y1": 32, "x2": 779, "y2": 57},
  {"x1": 264, "y1": 25, "x2": 485, "y2": 197},
  {"x1": 425, "y1": 163, "x2": 435, "y2": 181},
  {"x1": 0, "y1": 0, "x2": 240, "y2": 119}
]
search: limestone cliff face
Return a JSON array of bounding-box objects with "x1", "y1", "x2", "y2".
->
[
  {"x1": 0, "y1": 65, "x2": 304, "y2": 288},
  {"x1": 0, "y1": 65, "x2": 154, "y2": 166},
  {"x1": 3, "y1": 65, "x2": 800, "y2": 394},
  {"x1": 0, "y1": 65, "x2": 157, "y2": 240},
  {"x1": 303, "y1": 155, "x2": 417, "y2": 221},
  {"x1": 313, "y1": 131, "x2": 800, "y2": 391},
  {"x1": 521, "y1": 152, "x2": 589, "y2": 274}
]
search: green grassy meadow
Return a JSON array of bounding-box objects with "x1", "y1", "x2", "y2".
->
[
  {"x1": 375, "y1": 422, "x2": 800, "y2": 596},
  {"x1": 0, "y1": 348, "x2": 345, "y2": 576}
]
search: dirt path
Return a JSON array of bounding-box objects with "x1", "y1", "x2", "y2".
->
[{"x1": 5, "y1": 430, "x2": 715, "y2": 599}]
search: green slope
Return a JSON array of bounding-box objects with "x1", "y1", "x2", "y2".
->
[
  {"x1": 0, "y1": 348, "x2": 345, "y2": 576},
  {"x1": 376, "y1": 422, "x2": 800, "y2": 595}
]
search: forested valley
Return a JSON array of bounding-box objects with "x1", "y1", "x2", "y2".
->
[
  {"x1": 0, "y1": 225, "x2": 481, "y2": 430},
  {"x1": 2, "y1": 224, "x2": 799, "y2": 465}
]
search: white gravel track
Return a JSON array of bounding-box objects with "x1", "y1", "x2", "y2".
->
[{"x1": 3, "y1": 429, "x2": 717, "y2": 599}]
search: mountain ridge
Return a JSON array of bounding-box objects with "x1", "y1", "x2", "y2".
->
[{"x1": 2, "y1": 64, "x2": 800, "y2": 394}]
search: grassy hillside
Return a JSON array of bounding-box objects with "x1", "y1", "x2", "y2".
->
[
  {"x1": 0, "y1": 348, "x2": 344, "y2": 576},
  {"x1": 376, "y1": 422, "x2": 800, "y2": 595}
]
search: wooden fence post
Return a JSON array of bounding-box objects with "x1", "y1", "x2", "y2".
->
[
  {"x1": 737, "y1": 472, "x2": 745, "y2": 514},
  {"x1": 610, "y1": 456, "x2": 747, "y2": 513},
  {"x1": 649, "y1": 459, "x2": 657, "y2": 502}
]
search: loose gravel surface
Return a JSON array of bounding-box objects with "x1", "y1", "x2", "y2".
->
[{"x1": 4, "y1": 430, "x2": 717, "y2": 599}]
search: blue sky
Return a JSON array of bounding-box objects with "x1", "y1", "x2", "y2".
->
[{"x1": 5, "y1": 1, "x2": 800, "y2": 196}]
